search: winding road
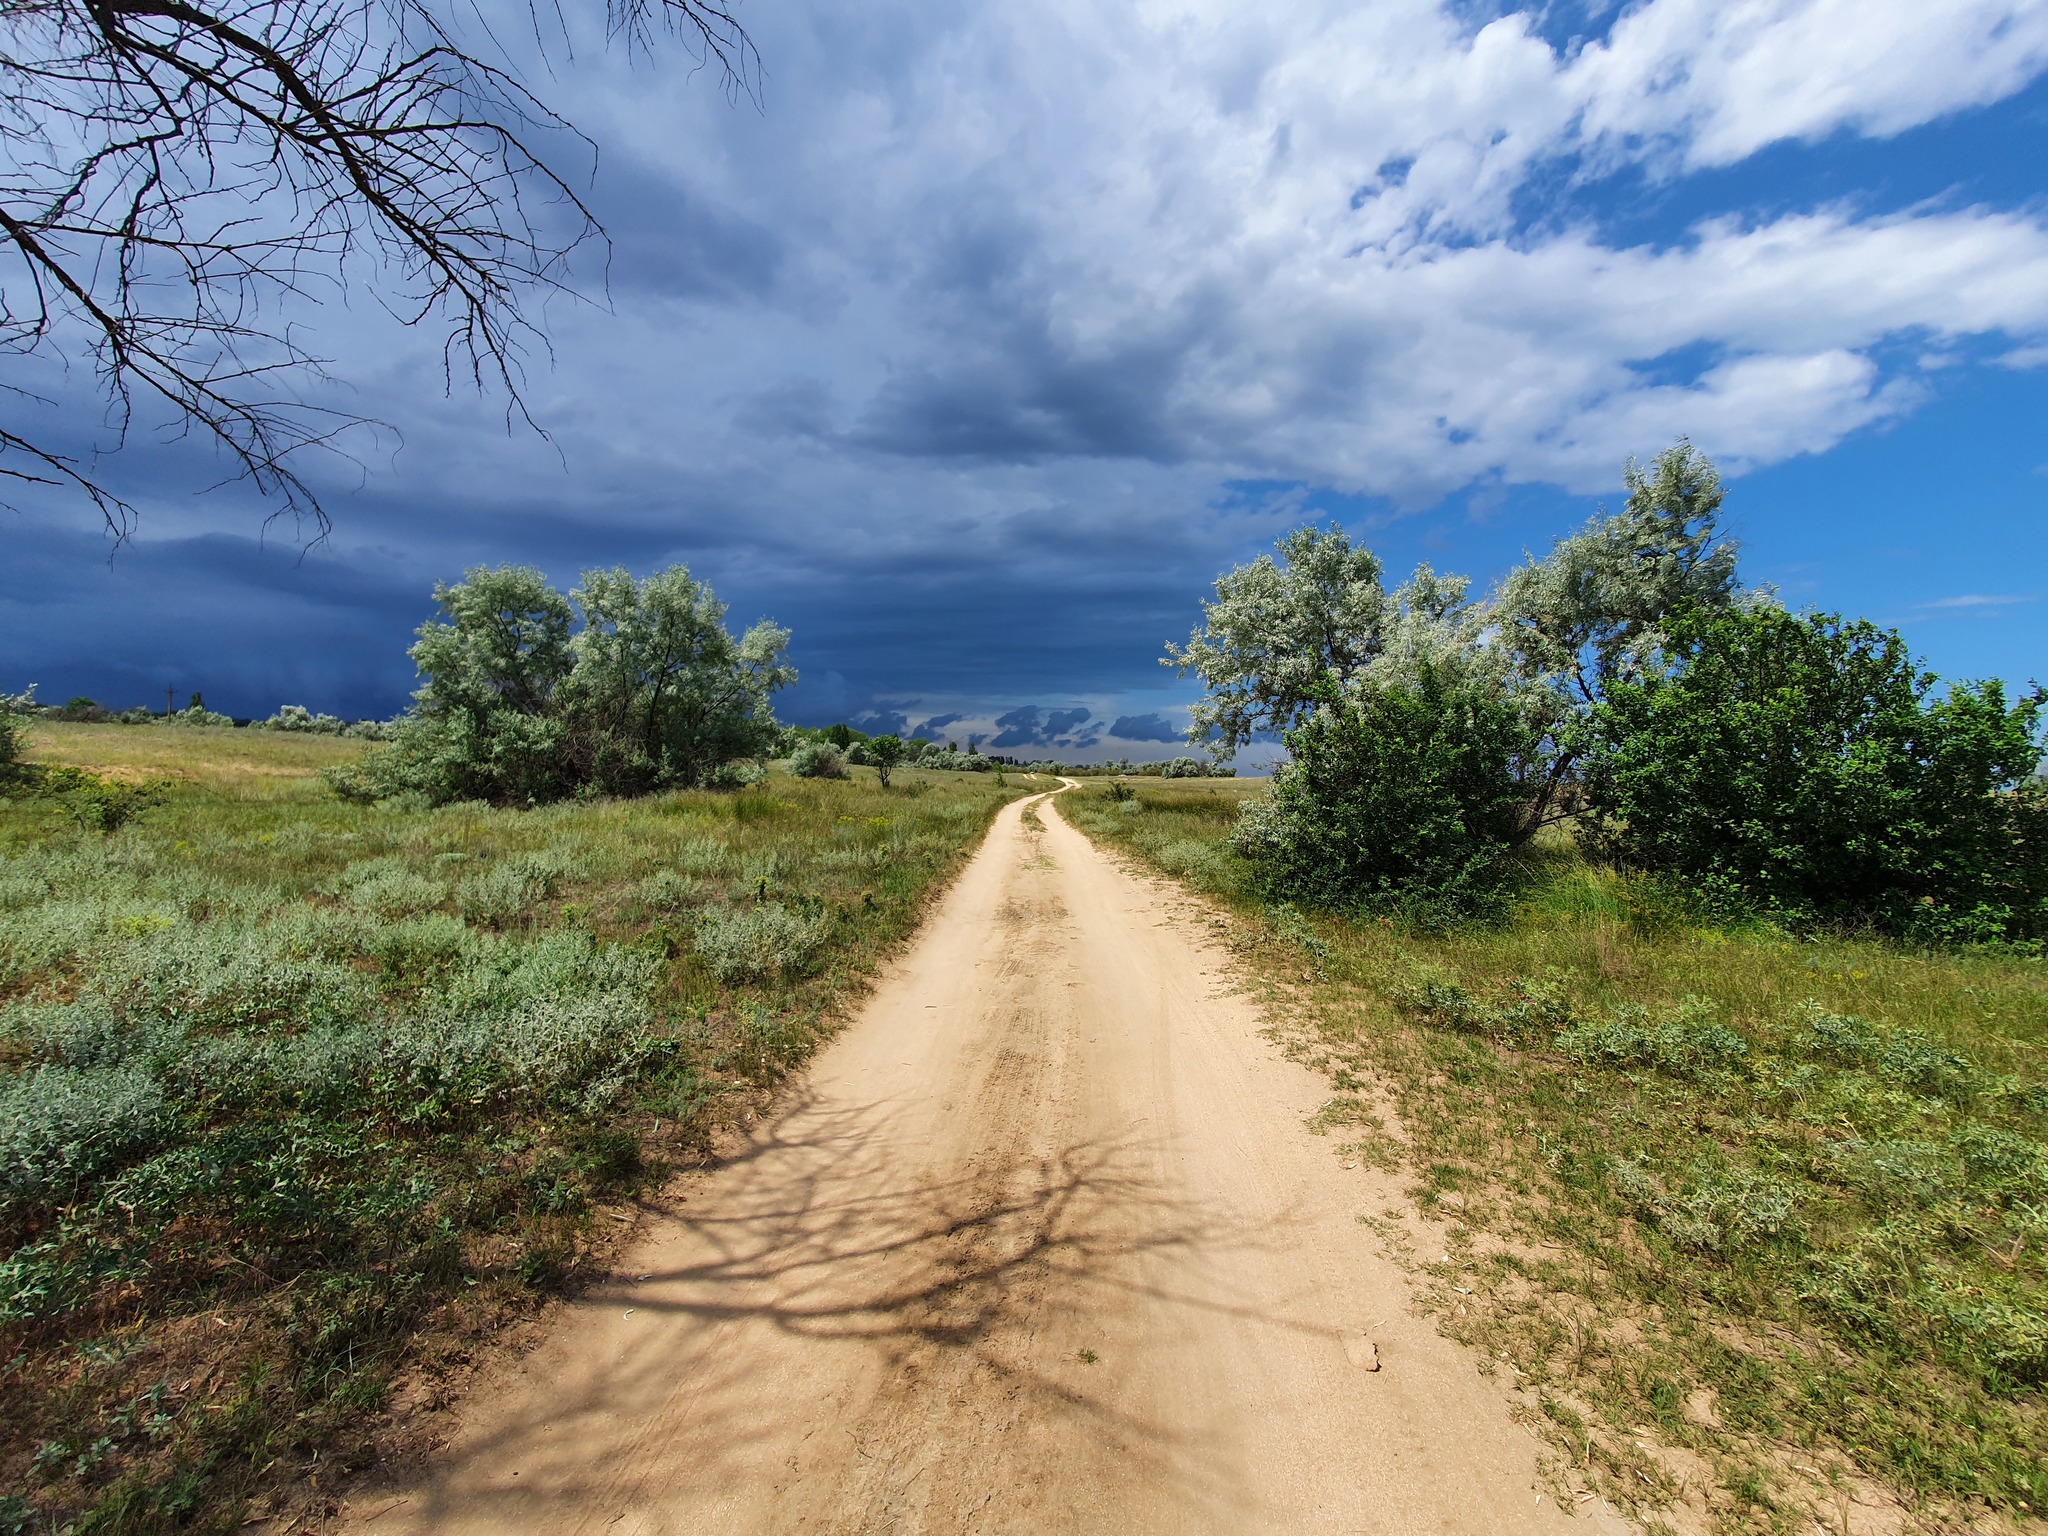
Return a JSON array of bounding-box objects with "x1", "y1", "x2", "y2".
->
[{"x1": 345, "y1": 786, "x2": 1627, "y2": 1534}]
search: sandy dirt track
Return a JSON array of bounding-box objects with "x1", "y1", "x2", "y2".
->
[{"x1": 345, "y1": 788, "x2": 1629, "y2": 1535}]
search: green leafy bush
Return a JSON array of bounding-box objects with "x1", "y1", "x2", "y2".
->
[
  {"x1": 337, "y1": 859, "x2": 451, "y2": 919},
  {"x1": 258, "y1": 704, "x2": 347, "y2": 733},
  {"x1": 0, "y1": 1064, "x2": 171, "y2": 1205},
  {"x1": 0, "y1": 693, "x2": 25, "y2": 775},
  {"x1": 164, "y1": 703, "x2": 234, "y2": 728},
  {"x1": 917, "y1": 747, "x2": 994, "y2": 772},
  {"x1": 788, "y1": 740, "x2": 848, "y2": 779},
  {"x1": 0, "y1": 761, "x2": 159, "y2": 831},
  {"x1": 1231, "y1": 668, "x2": 1534, "y2": 921},
  {"x1": 1610, "y1": 1156, "x2": 1801, "y2": 1254},
  {"x1": 1556, "y1": 996, "x2": 1750, "y2": 1081},
  {"x1": 456, "y1": 854, "x2": 563, "y2": 922},
  {"x1": 1583, "y1": 604, "x2": 2048, "y2": 941}
]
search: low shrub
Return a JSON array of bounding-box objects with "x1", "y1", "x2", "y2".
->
[
  {"x1": 338, "y1": 861, "x2": 451, "y2": 919},
  {"x1": 0, "y1": 763, "x2": 160, "y2": 832},
  {"x1": 0, "y1": 1064, "x2": 172, "y2": 1207},
  {"x1": 1232, "y1": 669, "x2": 1533, "y2": 923},
  {"x1": 259, "y1": 704, "x2": 347, "y2": 733},
  {"x1": 456, "y1": 855, "x2": 564, "y2": 923},
  {"x1": 787, "y1": 741, "x2": 847, "y2": 779},
  {"x1": 694, "y1": 901, "x2": 830, "y2": 983}
]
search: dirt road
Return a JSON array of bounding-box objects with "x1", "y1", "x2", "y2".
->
[{"x1": 348, "y1": 788, "x2": 1627, "y2": 1534}]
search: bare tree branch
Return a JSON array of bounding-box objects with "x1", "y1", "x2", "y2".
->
[{"x1": 0, "y1": 0, "x2": 756, "y2": 537}]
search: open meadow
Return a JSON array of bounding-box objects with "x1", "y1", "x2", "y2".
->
[
  {"x1": 1063, "y1": 778, "x2": 2048, "y2": 1533},
  {"x1": 0, "y1": 722, "x2": 1045, "y2": 1532}
]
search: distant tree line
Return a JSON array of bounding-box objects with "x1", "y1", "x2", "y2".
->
[
  {"x1": 22, "y1": 691, "x2": 392, "y2": 737},
  {"x1": 1177, "y1": 442, "x2": 2047, "y2": 943},
  {"x1": 781, "y1": 728, "x2": 1242, "y2": 783}
]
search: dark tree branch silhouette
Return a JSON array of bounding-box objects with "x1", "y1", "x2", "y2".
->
[{"x1": 0, "y1": 0, "x2": 756, "y2": 535}]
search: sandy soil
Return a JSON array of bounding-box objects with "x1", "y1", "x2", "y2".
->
[{"x1": 341, "y1": 787, "x2": 1634, "y2": 1535}]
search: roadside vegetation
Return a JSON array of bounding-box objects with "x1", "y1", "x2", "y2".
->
[
  {"x1": 1085, "y1": 441, "x2": 2046, "y2": 1530},
  {"x1": 1064, "y1": 779, "x2": 2046, "y2": 1531},
  {"x1": 1171, "y1": 442, "x2": 2045, "y2": 942},
  {"x1": 0, "y1": 719, "x2": 1039, "y2": 1533}
]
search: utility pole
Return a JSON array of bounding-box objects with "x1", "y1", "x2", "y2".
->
[{"x1": 165, "y1": 686, "x2": 175, "y2": 718}]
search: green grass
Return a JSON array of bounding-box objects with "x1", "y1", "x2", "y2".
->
[
  {"x1": 1063, "y1": 779, "x2": 2048, "y2": 1534},
  {"x1": 0, "y1": 723, "x2": 1046, "y2": 1532}
]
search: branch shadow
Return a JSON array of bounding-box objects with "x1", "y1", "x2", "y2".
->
[{"x1": 368, "y1": 1079, "x2": 1357, "y2": 1532}]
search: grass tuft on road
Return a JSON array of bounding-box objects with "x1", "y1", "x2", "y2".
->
[
  {"x1": 1062, "y1": 778, "x2": 2047, "y2": 1534},
  {"x1": 1, "y1": 722, "x2": 1042, "y2": 1532}
]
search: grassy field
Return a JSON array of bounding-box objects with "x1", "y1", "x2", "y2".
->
[
  {"x1": 1063, "y1": 779, "x2": 2048, "y2": 1535},
  {"x1": 1, "y1": 723, "x2": 1045, "y2": 1533}
]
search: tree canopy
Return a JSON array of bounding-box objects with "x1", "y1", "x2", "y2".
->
[
  {"x1": 346, "y1": 562, "x2": 791, "y2": 805},
  {"x1": 1178, "y1": 441, "x2": 2044, "y2": 936},
  {"x1": 1164, "y1": 526, "x2": 1387, "y2": 756}
]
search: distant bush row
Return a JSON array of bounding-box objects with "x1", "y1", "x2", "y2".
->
[
  {"x1": 1180, "y1": 442, "x2": 2046, "y2": 941},
  {"x1": 16, "y1": 689, "x2": 392, "y2": 737}
]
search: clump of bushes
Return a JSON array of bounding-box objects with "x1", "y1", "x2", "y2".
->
[
  {"x1": 915, "y1": 746, "x2": 994, "y2": 772},
  {"x1": 258, "y1": 703, "x2": 346, "y2": 733},
  {"x1": 1232, "y1": 669, "x2": 1531, "y2": 923},
  {"x1": 456, "y1": 854, "x2": 569, "y2": 924},
  {"x1": 788, "y1": 740, "x2": 847, "y2": 779},
  {"x1": 163, "y1": 699, "x2": 234, "y2": 728},
  {"x1": 1582, "y1": 604, "x2": 2047, "y2": 943},
  {"x1": 1176, "y1": 440, "x2": 2046, "y2": 939},
  {"x1": 332, "y1": 564, "x2": 795, "y2": 807}
]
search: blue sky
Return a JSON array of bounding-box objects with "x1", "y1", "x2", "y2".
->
[{"x1": 4, "y1": 0, "x2": 2045, "y2": 760}]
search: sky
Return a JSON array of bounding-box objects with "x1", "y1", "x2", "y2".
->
[{"x1": 4, "y1": 0, "x2": 2046, "y2": 761}]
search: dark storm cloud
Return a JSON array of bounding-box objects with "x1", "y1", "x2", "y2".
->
[
  {"x1": 1109, "y1": 713, "x2": 1183, "y2": 743},
  {"x1": 0, "y1": 520, "x2": 430, "y2": 719},
  {"x1": 596, "y1": 157, "x2": 788, "y2": 303},
  {"x1": 732, "y1": 378, "x2": 836, "y2": 441},
  {"x1": 987, "y1": 705, "x2": 1092, "y2": 748},
  {"x1": 853, "y1": 339, "x2": 1186, "y2": 463}
]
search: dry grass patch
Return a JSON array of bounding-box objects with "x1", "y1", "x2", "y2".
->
[{"x1": 22, "y1": 720, "x2": 364, "y2": 793}]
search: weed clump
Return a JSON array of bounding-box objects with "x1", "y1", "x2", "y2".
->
[{"x1": 694, "y1": 902, "x2": 831, "y2": 983}]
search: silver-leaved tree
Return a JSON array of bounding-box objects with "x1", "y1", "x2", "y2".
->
[
  {"x1": 1171, "y1": 441, "x2": 1753, "y2": 915},
  {"x1": 337, "y1": 562, "x2": 792, "y2": 805}
]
